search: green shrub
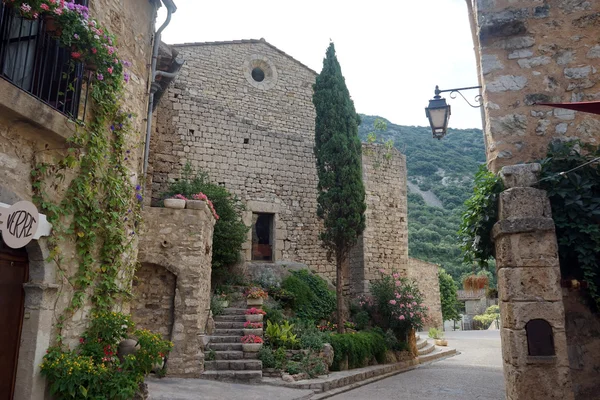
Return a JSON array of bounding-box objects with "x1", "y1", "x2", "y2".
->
[
  {"x1": 162, "y1": 163, "x2": 249, "y2": 280},
  {"x1": 282, "y1": 270, "x2": 335, "y2": 321},
  {"x1": 258, "y1": 347, "x2": 276, "y2": 368},
  {"x1": 328, "y1": 332, "x2": 387, "y2": 371},
  {"x1": 263, "y1": 304, "x2": 285, "y2": 326},
  {"x1": 285, "y1": 361, "x2": 302, "y2": 375},
  {"x1": 354, "y1": 311, "x2": 370, "y2": 330},
  {"x1": 210, "y1": 295, "x2": 225, "y2": 316},
  {"x1": 265, "y1": 320, "x2": 299, "y2": 349}
]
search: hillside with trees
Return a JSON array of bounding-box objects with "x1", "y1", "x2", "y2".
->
[{"x1": 358, "y1": 115, "x2": 488, "y2": 284}]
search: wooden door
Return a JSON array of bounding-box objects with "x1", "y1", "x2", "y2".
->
[{"x1": 0, "y1": 244, "x2": 28, "y2": 400}]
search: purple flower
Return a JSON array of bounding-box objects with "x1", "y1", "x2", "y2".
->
[
  {"x1": 135, "y1": 185, "x2": 141, "y2": 191},
  {"x1": 74, "y1": 34, "x2": 80, "y2": 40},
  {"x1": 123, "y1": 72, "x2": 130, "y2": 84},
  {"x1": 126, "y1": 150, "x2": 131, "y2": 154},
  {"x1": 110, "y1": 125, "x2": 115, "y2": 131},
  {"x1": 97, "y1": 73, "x2": 104, "y2": 81},
  {"x1": 136, "y1": 193, "x2": 143, "y2": 202}
]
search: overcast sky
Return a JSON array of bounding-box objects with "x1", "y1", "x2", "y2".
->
[{"x1": 159, "y1": 0, "x2": 482, "y2": 130}]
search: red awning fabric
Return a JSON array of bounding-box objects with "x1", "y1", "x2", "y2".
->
[{"x1": 536, "y1": 101, "x2": 600, "y2": 115}]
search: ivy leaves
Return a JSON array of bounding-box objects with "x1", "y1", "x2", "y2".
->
[
  {"x1": 538, "y1": 140, "x2": 600, "y2": 309},
  {"x1": 458, "y1": 164, "x2": 504, "y2": 269}
]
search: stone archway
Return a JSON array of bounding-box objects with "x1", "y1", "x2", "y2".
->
[{"x1": 131, "y1": 263, "x2": 177, "y2": 341}]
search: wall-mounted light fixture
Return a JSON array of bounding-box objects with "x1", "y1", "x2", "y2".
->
[{"x1": 425, "y1": 85, "x2": 482, "y2": 139}]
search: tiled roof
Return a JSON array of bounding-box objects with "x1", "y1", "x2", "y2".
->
[
  {"x1": 168, "y1": 38, "x2": 318, "y2": 75},
  {"x1": 457, "y1": 289, "x2": 486, "y2": 300}
]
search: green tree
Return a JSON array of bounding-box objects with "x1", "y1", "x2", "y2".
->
[
  {"x1": 438, "y1": 268, "x2": 460, "y2": 323},
  {"x1": 313, "y1": 42, "x2": 366, "y2": 333}
]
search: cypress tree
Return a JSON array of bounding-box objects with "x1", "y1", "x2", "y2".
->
[{"x1": 313, "y1": 42, "x2": 366, "y2": 333}]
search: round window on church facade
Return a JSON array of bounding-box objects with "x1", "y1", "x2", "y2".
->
[
  {"x1": 251, "y1": 67, "x2": 265, "y2": 82},
  {"x1": 244, "y1": 55, "x2": 278, "y2": 90}
]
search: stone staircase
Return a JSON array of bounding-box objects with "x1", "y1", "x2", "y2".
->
[
  {"x1": 202, "y1": 307, "x2": 263, "y2": 382},
  {"x1": 416, "y1": 334, "x2": 456, "y2": 363}
]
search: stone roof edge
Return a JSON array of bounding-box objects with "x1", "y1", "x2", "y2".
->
[{"x1": 169, "y1": 38, "x2": 318, "y2": 76}]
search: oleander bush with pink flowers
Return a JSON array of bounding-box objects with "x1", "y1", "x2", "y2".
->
[{"x1": 358, "y1": 270, "x2": 429, "y2": 342}]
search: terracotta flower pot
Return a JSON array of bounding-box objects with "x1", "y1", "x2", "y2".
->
[
  {"x1": 164, "y1": 198, "x2": 186, "y2": 209},
  {"x1": 246, "y1": 297, "x2": 264, "y2": 306},
  {"x1": 242, "y1": 343, "x2": 262, "y2": 352},
  {"x1": 243, "y1": 328, "x2": 263, "y2": 336},
  {"x1": 245, "y1": 314, "x2": 263, "y2": 323}
]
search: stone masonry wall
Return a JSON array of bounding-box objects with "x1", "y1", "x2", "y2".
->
[
  {"x1": 470, "y1": 2, "x2": 600, "y2": 398},
  {"x1": 131, "y1": 263, "x2": 177, "y2": 340},
  {"x1": 0, "y1": 2, "x2": 157, "y2": 399},
  {"x1": 148, "y1": 40, "x2": 336, "y2": 279},
  {"x1": 408, "y1": 258, "x2": 443, "y2": 331},
  {"x1": 471, "y1": 0, "x2": 600, "y2": 173},
  {"x1": 137, "y1": 204, "x2": 216, "y2": 377},
  {"x1": 350, "y1": 144, "x2": 409, "y2": 295}
]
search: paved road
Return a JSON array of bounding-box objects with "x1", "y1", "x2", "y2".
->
[{"x1": 329, "y1": 330, "x2": 505, "y2": 400}]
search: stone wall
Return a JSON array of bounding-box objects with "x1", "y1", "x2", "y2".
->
[
  {"x1": 148, "y1": 39, "x2": 337, "y2": 279},
  {"x1": 408, "y1": 258, "x2": 443, "y2": 331},
  {"x1": 0, "y1": 1, "x2": 157, "y2": 399},
  {"x1": 131, "y1": 263, "x2": 177, "y2": 340},
  {"x1": 469, "y1": 2, "x2": 600, "y2": 398},
  {"x1": 350, "y1": 144, "x2": 409, "y2": 295},
  {"x1": 470, "y1": 0, "x2": 600, "y2": 172},
  {"x1": 137, "y1": 205, "x2": 215, "y2": 377}
]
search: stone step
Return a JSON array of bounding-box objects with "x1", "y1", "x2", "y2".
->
[
  {"x1": 214, "y1": 315, "x2": 246, "y2": 322},
  {"x1": 221, "y1": 308, "x2": 247, "y2": 315},
  {"x1": 417, "y1": 338, "x2": 428, "y2": 350},
  {"x1": 215, "y1": 321, "x2": 246, "y2": 329},
  {"x1": 209, "y1": 335, "x2": 243, "y2": 344},
  {"x1": 213, "y1": 328, "x2": 244, "y2": 336},
  {"x1": 204, "y1": 359, "x2": 262, "y2": 371},
  {"x1": 418, "y1": 342, "x2": 436, "y2": 356},
  {"x1": 208, "y1": 342, "x2": 243, "y2": 351},
  {"x1": 215, "y1": 350, "x2": 244, "y2": 360},
  {"x1": 200, "y1": 370, "x2": 262, "y2": 383}
]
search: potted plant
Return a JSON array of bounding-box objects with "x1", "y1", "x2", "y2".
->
[
  {"x1": 187, "y1": 192, "x2": 219, "y2": 220},
  {"x1": 164, "y1": 194, "x2": 187, "y2": 209},
  {"x1": 241, "y1": 334, "x2": 263, "y2": 352},
  {"x1": 243, "y1": 321, "x2": 263, "y2": 336},
  {"x1": 245, "y1": 287, "x2": 268, "y2": 306},
  {"x1": 245, "y1": 307, "x2": 266, "y2": 322},
  {"x1": 428, "y1": 327, "x2": 447, "y2": 346}
]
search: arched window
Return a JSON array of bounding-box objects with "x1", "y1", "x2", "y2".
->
[{"x1": 526, "y1": 319, "x2": 555, "y2": 356}]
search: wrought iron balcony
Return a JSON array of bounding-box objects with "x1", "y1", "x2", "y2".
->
[{"x1": 0, "y1": 2, "x2": 89, "y2": 120}]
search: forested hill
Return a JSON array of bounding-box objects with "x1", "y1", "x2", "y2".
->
[{"x1": 357, "y1": 115, "x2": 486, "y2": 282}]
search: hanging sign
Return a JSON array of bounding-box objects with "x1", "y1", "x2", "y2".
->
[{"x1": 0, "y1": 201, "x2": 39, "y2": 249}]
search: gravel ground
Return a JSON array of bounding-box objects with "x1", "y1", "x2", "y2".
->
[{"x1": 329, "y1": 330, "x2": 505, "y2": 400}]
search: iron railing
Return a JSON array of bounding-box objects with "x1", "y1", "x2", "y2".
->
[{"x1": 0, "y1": 2, "x2": 89, "y2": 120}]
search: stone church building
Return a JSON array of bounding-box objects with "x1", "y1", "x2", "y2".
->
[{"x1": 147, "y1": 39, "x2": 442, "y2": 328}]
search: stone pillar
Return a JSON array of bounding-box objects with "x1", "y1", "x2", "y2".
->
[{"x1": 493, "y1": 164, "x2": 573, "y2": 400}]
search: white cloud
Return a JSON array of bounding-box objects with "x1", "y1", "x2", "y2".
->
[{"x1": 159, "y1": 0, "x2": 482, "y2": 129}]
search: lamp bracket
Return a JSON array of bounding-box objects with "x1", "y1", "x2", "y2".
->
[{"x1": 434, "y1": 85, "x2": 483, "y2": 108}]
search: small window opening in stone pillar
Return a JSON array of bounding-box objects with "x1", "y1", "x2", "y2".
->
[
  {"x1": 526, "y1": 319, "x2": 555, "y2": 356},
  {"x1": 252, "y1": 213, "x2": 274, "y2": 261}
]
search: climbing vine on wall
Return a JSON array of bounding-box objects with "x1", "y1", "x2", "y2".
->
[
  {"x1": 459, "y1": 140, "x2": 600, "y2": 311},
  {"x1": 25, "y1": 2, "x2": 142, "y2": 338},
  {"x1": 538, "y1": 140, "x2": 600, "y2": 310}
]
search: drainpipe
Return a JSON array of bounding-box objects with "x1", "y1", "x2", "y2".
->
[{"x1": 142, "y1": 0, "x2": 177, "y2": 199}]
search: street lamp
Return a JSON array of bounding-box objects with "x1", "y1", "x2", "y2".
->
[{"x1": 425, "y1": 85, "x2": 482, "y2": 140}]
